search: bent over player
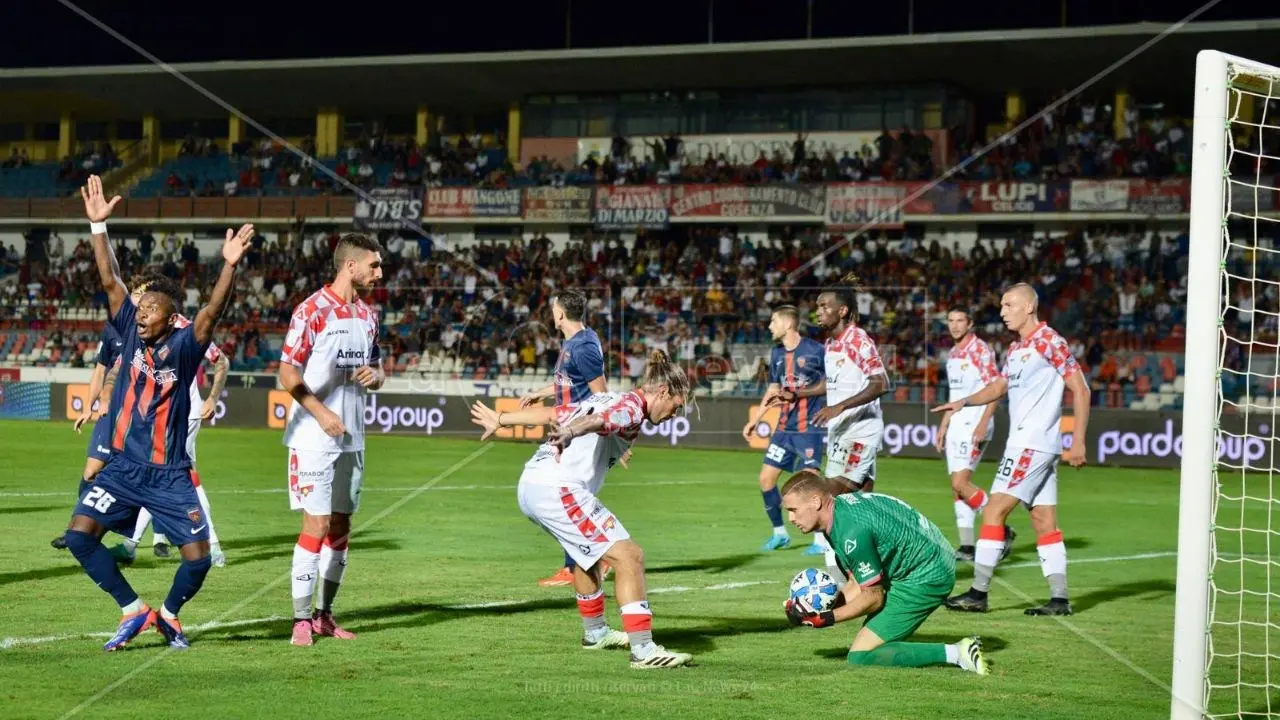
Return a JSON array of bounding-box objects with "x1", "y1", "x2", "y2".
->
[
  {"x1": 66, "y1": 175, "x2": 251, "y2": 651},
  {"x1": 780, "y1": 470, "x2": 987, "y2": 674},
  {"x1": 279, "y1": 233, "x2": 385, "y2": 646},
  {"x1": 933, "y1": 284, "x2": 1090, "y2": 616},
  {"x1": 471, "y1": 350, "x2": 693, "y2": 669}
]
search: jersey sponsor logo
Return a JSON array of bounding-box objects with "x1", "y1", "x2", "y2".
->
[
  {"x1": 131, "y1": 349, "x2": 179, "y2": 386},
  {"x1": 856, "y1": 561, "x2": 874, "y2": 577}
]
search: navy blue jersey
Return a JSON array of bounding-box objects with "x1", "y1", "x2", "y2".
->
[
  {"x1": 553, "y1": 327, "x2": 605, "y2": 405},
  {"x1": 769, "y1": 337, "x2": 827, "y2": 433},
  {"x1": 95, "y1": 323, "x2": 124, "y2": 370},
  {"x1": 105, "y1": 299, "x2": 209, "y2": 468}
]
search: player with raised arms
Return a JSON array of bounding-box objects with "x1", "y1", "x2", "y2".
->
[
  {"x1": 518, "y1": 289, "x2": 620, "y2": 587},
  {"x1": 934, "y1": 307, "x2": 1014, "y2": 561},
  {"x1": 111, "y1": 272, "x2": 231, "y2": 567},
  {"x1": 471, "y1": 350, "x2": 693, "y2": 669},
  {"x1": 279, "y1": 232, "x2": 385, "y2": 646},
  {"x1": 932, "y1": 283, "x2": 1090, "y2": 616},
  {"x1": 65, "y1": 175, "x2": 251, "y2": 651},
  {"x1": 741, "y1": 305, "x2": 827, "y2": 553},
  {"x1": 780, "y1": 470, "x2": 988, "y2": 673}
]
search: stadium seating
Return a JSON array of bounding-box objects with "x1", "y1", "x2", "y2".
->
[{"x1": 0, "y1": 164, "x2": 70, "y2": 198}]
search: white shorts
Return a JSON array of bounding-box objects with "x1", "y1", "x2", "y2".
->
[
  {"x1": 991, "y1": 446, "x2": 1058, "y2": 508},
  {"x1": 186, "y1": 417, "x2": 201, "y2": 465},
  {"x1": 945, "y1": 424, "x2": 991, "y2": 474},
  {"x1": 288, "y1": 447, "x2": 364, "y2": 516},
  {"x1": 825, "y1": 425, "x2": 881, "y2": 488},
  {"x1": 517, "y1": 481, "x2": 630, "y2": 570}
]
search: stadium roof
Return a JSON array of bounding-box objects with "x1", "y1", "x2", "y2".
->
[{"x1": 1, "y1": 19, "x2": 1278, "y2": 122}]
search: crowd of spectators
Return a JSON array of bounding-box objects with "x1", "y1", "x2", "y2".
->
[{"x1": 4, "y1": 216, "x2": 1249, "y2": 409}]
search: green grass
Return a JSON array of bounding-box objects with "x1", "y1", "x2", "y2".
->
[{"x1": 0, "y1": 420, "x2": 1271, "y2": 719}]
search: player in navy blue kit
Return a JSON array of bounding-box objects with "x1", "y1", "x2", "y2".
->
[
  {"x1": 518, "y1": 289, "x2": 623, "y2": 587},
  {"x1": 50, "y1": 322, "x2": 125, "y2": 551},
  {"x1": 63, "y1": 175, "x2": 253, "y2": 652},
  {"x1": 742, "y1": 305, "x2": 828, "y2": 554}
]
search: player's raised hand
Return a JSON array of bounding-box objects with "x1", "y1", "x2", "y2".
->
[
  {"x1": 222, "y1": 223, "x2": 255, "y2": 266},
  {"x1": 470, "y1": 401, "x2": 502, "y2": 441},
  {"x1": 931, "y1": 399, "x2": 965, "y2": 415},
  {"x1": 1063, "y1": 445, "x2": 1087, "y2": 468},
  {"x1": 315, "y1": 406, "x2": 346, "y2": 438},
  {"x1": 80, "y1": 175, "x2": 122, "y2": 223}
]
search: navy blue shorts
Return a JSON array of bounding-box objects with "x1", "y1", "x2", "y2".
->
[
  {"x1": 86, "y1": 416, "x2": 113, "y2": 462},
  {"x1": 74, "y1": 455, "x2": 208, "y2": 544},
  {"x1": 762, "y1": 431, "x2": 826, "y2": 472}
]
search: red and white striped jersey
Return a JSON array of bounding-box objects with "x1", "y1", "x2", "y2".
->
[
  {"x1": 520, "y1": 391, "x2": 647, "y2": 494},
  {"x1": 945, "y1": 332, "x2": 1000, "y2": 429},
  {"x1": 280, "y1": 285, "x2": 381, "y2": 452},
  {"x1": 824, "y1": 324, "x2": 887, "y2": 435},
  {"x1": 173, "y1": 313, "x2": 224, "y2": 421},
  {"x1": 1002, "y1": 322, "x2": 1080, "y2": 454}
]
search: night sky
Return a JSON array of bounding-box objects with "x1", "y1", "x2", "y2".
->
[{"x1": 1, "y1": 0, "x2": 1272, "y2": 68}]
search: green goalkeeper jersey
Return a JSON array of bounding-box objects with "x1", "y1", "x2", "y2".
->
[{"x1": 828, "y1": 492, "x2": 956, "y2": 589}]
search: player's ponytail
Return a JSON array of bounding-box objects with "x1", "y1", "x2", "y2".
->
[{"x1": 642, "y1": 349, "x2": 692, "y2": 402}]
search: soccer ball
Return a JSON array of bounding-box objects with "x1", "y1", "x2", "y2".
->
[{"x1": 789, "y1": 568, "x2": 840, "y2": 612}]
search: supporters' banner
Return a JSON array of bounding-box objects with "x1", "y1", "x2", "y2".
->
[
  {"x1": 1128, "y1": 178, "x2": 1191, "y2": 214},
  {"x1": 669, "y1": 184, "x2": 825, "y2": 219},
  {"x1": 1070, "y1": 179, "x2": 1131, "y2": 212},
  {"x1": 0, "y1": 368, "x2": 19, "y2": 383},
  {"x1": 425, "y1": 188, "x2": 522, "y2": 218},
  {"x1": 825, "y1": 184, "x2": 906, "y2": 228},
  {"x1": 523, "y1": 187, "x2": 592, "y2": 223},
  {"x1": 962, "y1": 181, "x2": 1069, "y2": 214},
  {"x1": 352, "y1": 187, "x2": 424, "y2": 230},
  {"x1": 577, "y1": 130, "x2": 950, "y2": 170},
  {"x1": 592, "y1": 186, "x2": 671, "y2": 229}
]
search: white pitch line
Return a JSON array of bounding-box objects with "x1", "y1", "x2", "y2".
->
[{"x1": 3, "y1": 553, "x2": 1182, "y2": 650}]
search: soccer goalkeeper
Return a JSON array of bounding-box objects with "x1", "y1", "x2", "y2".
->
[{"x1": 780, "y1": 470, "x2": 988, "y2": 673}]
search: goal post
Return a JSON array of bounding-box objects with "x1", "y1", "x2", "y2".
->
[{"x1": 1173, "y1": 49, "x2": 1280, "y2": 720}]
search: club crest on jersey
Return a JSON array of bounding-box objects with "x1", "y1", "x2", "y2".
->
[
  {"x1": 158, "y1": 346, "x2": 170, "y2": 362},
  {"x1": 602, "y1": 515, "x2": 617, "y2": 531},
  {"x1": 187, "y1": 507, "x2": 202, "y2": 524},
  {"x1": 844, "y1": 539, "x2": 857, "y2": 553},
  {"x1": 804, "y1": 448, "x2": 815, "y2": 459},
  {"x1": 797, "y1": 357, "x2": 806, "y2": 368}
]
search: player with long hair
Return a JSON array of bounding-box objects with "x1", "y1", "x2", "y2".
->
[{"x1": 471, "y1": 350, "x2": 693, "y2": 668}]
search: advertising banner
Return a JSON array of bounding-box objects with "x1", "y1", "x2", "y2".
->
[
  {"x1": 1069, "y1": 179, "x2": 1132, "y2": 212},
  {"x1": 425, "y1": 188, "x2": 522, "y2": 218},
  {"x1": 962, "y1": 181, "x2": 1070, "y2": 214},
  {"x1": 669, "y1": 185, "x2": 825, "y2": 220},
  {"x1": 522, "y1": 187, "x2": 592, "y2": 223},
  {"x1": 352, "y1": 187, "x2": 424, "y2": 230},
  {"x1": 592, "y1": 186, "x2": 671, "y2": 229},
  {"x1": 825, "y1": 184, "x2": 906, "y2": 228},
  {"x1": 0, "y1": 368, "x2": 19, "y2": 383},
  {"x1": 36, "y1": 384, "x2": 1271, "y2": 471},
  {"x1": 1128, "y1": 178, "x2": 1191, "y2": 214}
]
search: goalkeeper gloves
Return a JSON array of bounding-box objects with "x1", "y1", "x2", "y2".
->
[{"x1": 784, "y1": 598, "x2": 836, "y2": 628}]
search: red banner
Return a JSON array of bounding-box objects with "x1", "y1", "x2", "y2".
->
[
  {"x1": 669, "y1": 185, "x2": 825, "y2": 219},
  {"x1": 424, "y1": 188, "x2": 522, "y2": 218},
  {"x1": 0, "y1": 368, "x2": 18, "y2": 383}
]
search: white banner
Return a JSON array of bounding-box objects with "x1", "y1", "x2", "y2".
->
[
  {"x1": 825, "y1": 184, "x2": 906, "y2": 229},
  {"x1": 1070, "y1": 179, "x2": 1130, "y2": 212},
  {"x1": 578, "y1": 131, "x2": 887, "y2": 166}
]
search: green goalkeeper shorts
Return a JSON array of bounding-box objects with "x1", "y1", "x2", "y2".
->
[{"x1": 863, "y1": 580, "x2": 951, "y2": 644}]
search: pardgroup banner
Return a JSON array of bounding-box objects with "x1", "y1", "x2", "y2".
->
[
  {"x1": 425, "y1": 188, "x2": 522, "y2": 218},
  {"x1": 669, "y1": 184, "x2": 825, "y2": 220},
  {"x1": 352, "y1": 187, "x2": 424, "y2": 230},
  {"x1": 592, "y1": 186, "x2": 672, "y2": 229},
  {"x1": 523, "y1": 187, "x2": 592, "y2": 223},
  {"x1": 30, "y1": 383, "x2": 1271, "y2": 471},
  {"x1": 825, "y1": 184, "x2": 906, "y2": 229}
]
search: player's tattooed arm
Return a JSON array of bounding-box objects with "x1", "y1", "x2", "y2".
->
[
  {"x1": 80, "y1": 175, "x2": 127, "y2": 316},
  {"x1": 194, "y1": 224, "x2": 254, "y2": 346}
]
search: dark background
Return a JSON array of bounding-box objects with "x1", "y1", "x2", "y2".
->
[{"x1": 2, "y1": 0, "x2": 1273, "y2": 68}]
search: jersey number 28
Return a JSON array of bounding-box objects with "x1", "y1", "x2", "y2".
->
[{"x1": 81, "y1": 486, "x2": 117, "y2": 513}]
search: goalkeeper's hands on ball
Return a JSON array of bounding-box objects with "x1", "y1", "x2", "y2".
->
[{"x1": 784, "y1": 597, "x2": 836, "y2": 629}]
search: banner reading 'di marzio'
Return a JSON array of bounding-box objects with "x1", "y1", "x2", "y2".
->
[
  {"x1": 592, "y1": 186, "x2": 672, "y2": 229},
  {"x1": 669, "y1": 184, "x2": 825, "y2": 220}
]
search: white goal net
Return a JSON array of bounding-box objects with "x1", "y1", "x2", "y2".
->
[{"x1": 1174, "y1": 50, "x2": 1280, "y2": 720}]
